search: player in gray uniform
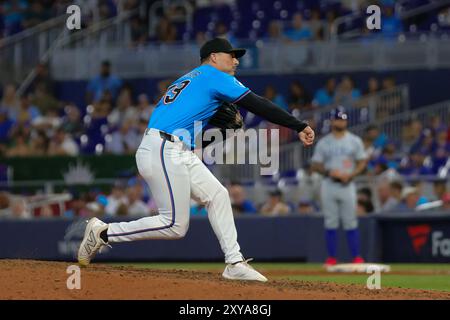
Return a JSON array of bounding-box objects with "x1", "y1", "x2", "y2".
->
[{"x1": 311, "y1": 107, "x2": 368, "y2": 266}]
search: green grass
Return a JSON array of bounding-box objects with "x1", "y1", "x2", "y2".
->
[{"x1": 107, "y1": 262, "x2": 450, "y2": 292}]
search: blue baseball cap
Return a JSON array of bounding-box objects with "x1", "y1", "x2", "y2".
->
[{"x1": 331, "y1": 106, "x2": 348, "y2": 120}]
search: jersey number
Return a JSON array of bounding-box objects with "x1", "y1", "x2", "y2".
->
[{"x1": 163, "y1": 80, "x2": 191, "y2": 104}]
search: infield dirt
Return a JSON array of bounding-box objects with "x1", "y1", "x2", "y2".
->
[{"x1": 1, "y1": 260, "x2": 449, "y2": 300}]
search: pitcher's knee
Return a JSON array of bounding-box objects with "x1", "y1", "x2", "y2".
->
[
  {"x1": 214, "y1": 185, "x2": 229, "y2": 201},
  {"x1": 170, "y1": 221, "x2": 189, "y2": 238}
]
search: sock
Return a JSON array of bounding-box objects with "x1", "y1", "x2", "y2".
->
[
  {"x1": 325, "y1": 229, "x2": 337, "y2": 258},
  {"x1": 100, "y1": 229, "x2": 108, "y2": 243},
  {"x1": 346, "y1": 229, "x2": 360, "y2": 258}
]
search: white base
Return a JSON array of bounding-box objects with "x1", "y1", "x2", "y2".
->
[{"x1": 326, "y1": 263, "x2": 391, "y2": 273}]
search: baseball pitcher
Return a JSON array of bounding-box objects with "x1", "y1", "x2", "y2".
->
[
  {"x1": 78, "y1": 38, "x2": 315, "y2": 281},
  {"x1": 311, "y1": 107, "x2": 368, "y2": 266}
]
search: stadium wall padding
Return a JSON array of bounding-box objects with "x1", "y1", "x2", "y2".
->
[
  {"x1": 1, "y1": 215, "x2": 449, "y2": 263},
  {"x1": 0, "y1": 155, "x2": 136, "y2": 182},
  {"x1": 54, "y1": 69, "x2": 450, "y2": 111}
]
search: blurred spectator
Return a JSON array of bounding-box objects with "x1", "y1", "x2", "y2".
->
[
  {"x1": 381, "y1": 5, "x2": 403, "y2": 39},
  {"x1": 357, "y1": 187, "x2": 372, "y2": 201},
  {"x1": 370, "y1": 140, "x2": 400, "y2": 173},
  {"x1": 432, "y1": 127, "x2": 450, "y2": 173},
  {"x1": 401, "y1": 119, "x2": 423, "y2": 154},
  {"x1": 312, "y1": 77, "x2": 336, "y2": 108},
  {"x1": 364, "y1": 125, "x2": 388, "y2": 153},
  {"x1": 47, "y1": 127, "x2": 79, "y2": 156},
  {"x1": 155, "y1": 15, "x2": 177, "y2": 43},
  {"x1": 381, "y1": 75, "x2": 396, "y2": 91},
  {"x1": 30, "y1": 82, "x2": 59, "y2": 115},
  {"x1": 323, "y1": 9, "x2": 337, "y2": 40},
  {"x1": 195, "y1": 31, "x2": 208, "y2": 46},
  {"x1": 410, "y1": 128, "x2": 436, "y2": 155},
  {"x1": 30, "y1": 130, "x2": 49, "y2": 156},
  {"x1": 334, "y1": 75, "x2": 361, "y2": 108},
  {"x1": 377, "y1": 180, "x2": 403, "y2": 212},
  {"x1": 365, "y1": 77, "x2": 380, "y2": 96},
  {"x1": 0, "y1": 192, "x2": 10, "y2": 218},
  {"x1": 85, "y1": 201, "x2": 105, "y2": 218},
  {"x1": 2, "y1": 0, "x2": 27, "y2": 36},
  {"x1": 0, "y1": 109, "x2": 14, "y2": 154},
  {"x1": 263, "y1": 85, "x2": 288, "y2": 111},
  {"x1": 136, "y1": 93, "x2": 155, "y2": 122},
  {"x1": 357, "y1": 187, "x2": 374, "y2": 214},
  {"x1": 130, "y1": 16, "x2": 148, "y2": 47},
  {"x1": 411, "y1": 180, "x2": 430, "y2": 206},
  {"x1": 98, "y1": 0, "x2": 116, "y2": 20},
  {"x1": 442, "y1": 193, "x2": 450, "y2": 211},
  {"x1": 86, "y1": 60, "x2": 123, "y2": 104},
  {"x1": 1, "y1": 84, "x2": 20, "y2": 118},
  {"x1": 398, "y1": 150, "x2": 433, "y2": 176},
  {"x1": 29, "y1": 62, "x2": 55, "y2": 96},
  {"x1": 428, "y1": 115, "x2": 444, "y2": 135},
  {"x1": 22, "y1": 0, "x2": 50, "y2": 29},
  {"x1": 357, "y1": 199, "x2": 374, "y2": 216},
  {"x1": 308, "y1": 9, "x2": 323, "y2": 41},
  {"x1": 260, "y1": 189, "x2": 290, "y2": 216},
  {"x1": 228, "y1": 183, "x2": 257, "y2": 215},
  {"x1": 264, "y1": 20, "x2": 284, "y2": 42},
  {"x1": 61, "y1": 104, "x2": 84, "y2": 139},
  {"x1": 284, "y1": 12, "x2": 312, "y2": 41},
  {"x1": 105, "y1": 181, "x2": 128, "y2": 216},
  {"x1": 39, "y1": 204, "x2": 55, "y2": 218},
  {"x1": 108, "y1": 87, "x2": 139, "y2": 128},
  {"x1": 15, "y1": 95, "x2": 41, "y2": 124},
  {"x1": 126, "y1": 185, "x2": 150, "y2": 216},
  {"x1": 10, "y1": 197, "x2": 32, "y2": 219},
  {"x1": 105, "y1": 120, "x2": 139, "y2": 154},
  {"x1": 288, "y1": 80, "x2": 312, "y2": 113},
  {"x1": 396, "y1": 186, "x2": 420, "y2": 211},
  {"x1": 432, "y1": 179, "x2": 448, "y2": 202},
  {"x1": 6, "y1": 130, "x2": 32, "y2": 157},
  {"x1": 214, "y1": 21, "x2": 236, "y2": 44},
  {"x1": 297, "y1": 199, "x2": 316, "y2": 215},
  {"x1": 31, "y1": 107, "x2": 62, "y2": 132}
]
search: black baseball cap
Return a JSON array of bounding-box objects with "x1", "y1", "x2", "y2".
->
[
  {"x1": 200, "y1": 38, "x2": 246, "y2": 60},
  {"x1": 331, "y1": 106, "x2": 348, "y2": 120}
]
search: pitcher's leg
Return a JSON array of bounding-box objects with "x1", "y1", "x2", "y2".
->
[
  {"x1": 108, "y1": 140, "x2": 191, "y2": 242},
  {"x1": 188, "y1": 157, "x2": 243, "y2": 264}
]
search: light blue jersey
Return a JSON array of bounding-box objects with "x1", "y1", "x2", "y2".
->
[{"x1": 148, "y1": 64, "x2": 250, "y2": 147}]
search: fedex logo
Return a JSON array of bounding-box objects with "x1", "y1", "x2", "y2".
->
[
  {"x1": 432, "y1": 231, "x2": 450, "y2": 257},
  {"x1": 407, "y1": 225, "x2": 450, "y2": 257}
]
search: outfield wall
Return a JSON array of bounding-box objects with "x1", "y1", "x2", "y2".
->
[{"x1": 0, "y1": 214, "x2": 449, "y2": 263}]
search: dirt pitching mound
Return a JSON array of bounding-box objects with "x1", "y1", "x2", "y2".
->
[{"x1": 0, "y1": 260, "x2": 448, "y2": 300}]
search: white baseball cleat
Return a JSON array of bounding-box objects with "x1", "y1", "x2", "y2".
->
[
  {"x1": 222, "y1": 259, "x2": 268, "y2": 282},
  {"x1": 77, "y1": 217, "x2": 109, "y2": 266}
]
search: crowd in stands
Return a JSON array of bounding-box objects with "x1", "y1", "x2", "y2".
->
[
  {"x1": 2, "y1": 1, "x2": 450, "y2": 43},
  {"x1": 0, "y1": 58, "x2": 405, "y2": 157}
]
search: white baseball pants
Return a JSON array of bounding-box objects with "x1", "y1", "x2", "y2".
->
[{"x1": 107, "y1": 129, "x2": 244, "y2": 264}]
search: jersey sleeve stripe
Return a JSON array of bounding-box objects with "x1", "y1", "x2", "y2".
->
[{"x1": 232, "y1": 89, "x2": 251, "y2": 104}]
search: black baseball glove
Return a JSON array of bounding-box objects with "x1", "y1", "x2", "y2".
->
[{"x1": 208, "y1": 101, "x2": 244, "y2": 130}]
